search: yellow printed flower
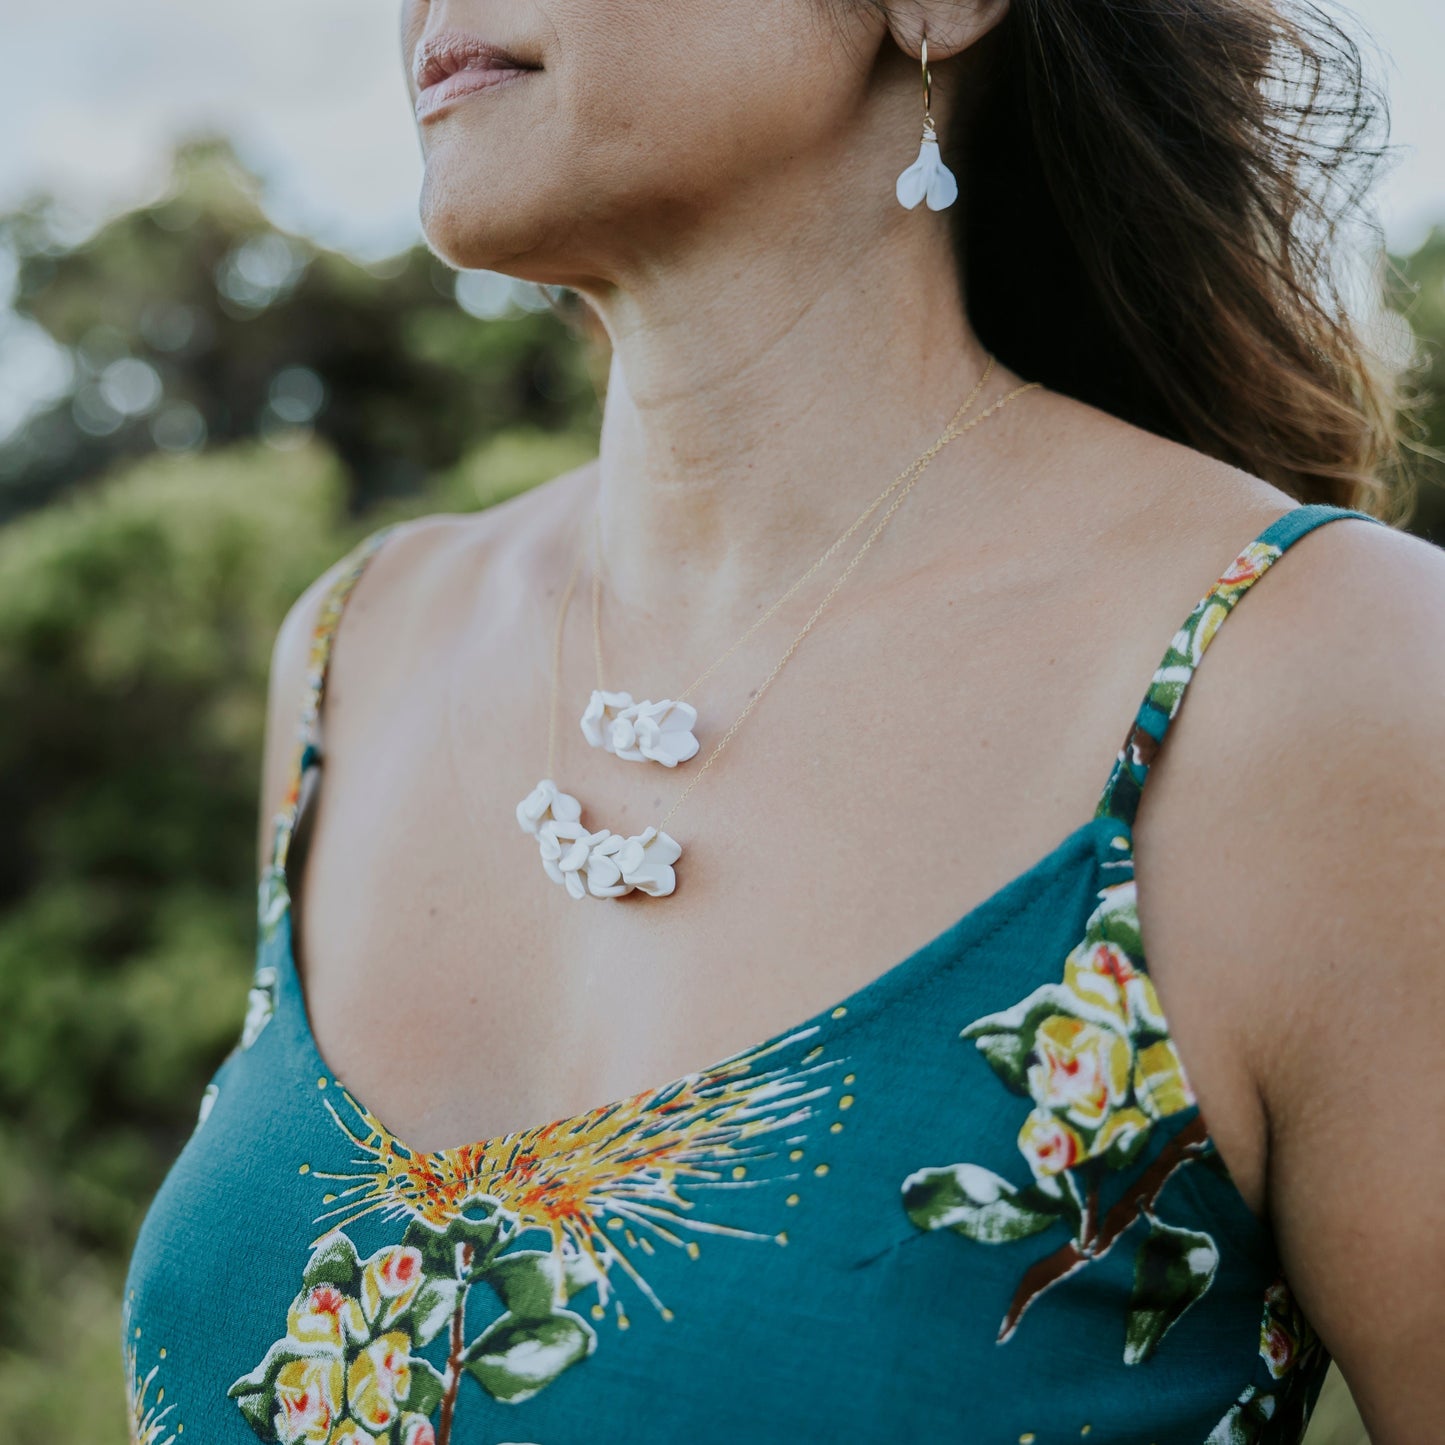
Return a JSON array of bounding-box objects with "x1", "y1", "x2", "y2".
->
[
  {"x1": 1018, "y1": 1107, "x2": 1086, "y2": 1177},
  {"x1": 327, "y1": 1424, "x2": 381, "y2": 1445},
  {"x1": 346, "y1": 1332, "x2": 413, "y2": 1433},
  {"x1": 1085, "y1": 1105, "x2": 1151, "y2": 1164},
  {"x1": 285, "y1": 1284, "x2": 364, "y2": 1352},
  {"x1": 273, "y1": 1357, "x2": 343, "y2": 1444},
  {"x1": 397, "y1": 1417, "x2": 437, "y2": 1445},
  {"x1": 1259, "y1": 1277, "x2": 1317, "y2": 1380},
  {"x1": 1133, "y1": 1039, "x2": 1197, "y2": 1118},
  {"x1": 1026, "y1": 1014, "x2": 1132, "y2": 1129},
  {"x1": 359, "y1": 1245, "x2": 423, "y2": 1329},
  {"x1": 1216, "y1": 540, "x2": 1281, "y2": 596},
  {"x1": 1061, "y1": 937, "x2": 1166, "y2": 1037},
  {"x1": 1187, "y1": 599, "x2": 1231, "y2": 663}
]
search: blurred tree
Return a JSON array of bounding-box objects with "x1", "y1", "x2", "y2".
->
[
  {"x1": 1386, "y1": 225, "x2": 1445, "y2": 543},
  {"x1": 0, "y1": 423, "x2": 598, "y2": 1440},
  {"x1": 0, "y1": 133, "x2": 602, "y2": 525}
]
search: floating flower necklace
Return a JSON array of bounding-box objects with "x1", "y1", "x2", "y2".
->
[{"x1": 516, "y1": 360, "x2": 1041, "y2": 900}]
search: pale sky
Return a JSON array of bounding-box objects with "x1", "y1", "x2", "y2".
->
[{"x1": 1, "y1": 1, "x2": 1441, "y2": 258}]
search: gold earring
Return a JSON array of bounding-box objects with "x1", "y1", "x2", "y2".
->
[{"x1": 895, "y1": 32, "x2": 958, "y2": 211}]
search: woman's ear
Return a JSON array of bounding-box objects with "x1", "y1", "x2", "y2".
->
[{"x1": 884, "y1": 0, "x2": 1011, "y2": 62}]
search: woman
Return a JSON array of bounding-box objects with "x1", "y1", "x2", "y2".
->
[{"x1": 123, "y1": 2, "x2": 1441, "y2": 1442}]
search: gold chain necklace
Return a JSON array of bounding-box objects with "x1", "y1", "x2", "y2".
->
[
  {"x1": 516, "y1": 367, "x2": 1041, "y2": 901},
  {"x1": 578, "y1": 355, "x2": 998, "y2": 770}
]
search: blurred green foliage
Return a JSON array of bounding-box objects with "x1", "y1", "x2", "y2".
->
[{"x1": 0, "y1": 137, "x2": 1439, "y2": 1443}]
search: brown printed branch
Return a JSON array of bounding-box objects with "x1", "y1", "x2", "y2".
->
[{"x1": 997, "y1": 1115, "x2": 1211, "y2": 1343}]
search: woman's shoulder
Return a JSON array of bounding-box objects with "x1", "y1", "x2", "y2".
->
[
  {"x1": 1125, "y1": 473, "x2": 1444, "y2": 1419},
  {"x1": 254, "y1": 460, "x2": 598, "y2": 874},
  {"x1": 277, "y1": 456, "x2": 597, "y2": 668}
]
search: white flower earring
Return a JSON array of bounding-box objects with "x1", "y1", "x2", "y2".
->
[{"x1": 895, "y1": 33, "x2": 958, "y2": 211}]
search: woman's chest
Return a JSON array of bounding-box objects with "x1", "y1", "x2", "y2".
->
[
  {"x1": 124, "y1": 835, "x2": 1315, "y2": 1445},
  {"x1": 288, "y1": 589, "x2": 1144, "y2": 1156}
]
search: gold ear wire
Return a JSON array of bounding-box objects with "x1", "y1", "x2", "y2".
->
[{"x1": 921, "y1": 33, "x2": 935, "y2": 134}]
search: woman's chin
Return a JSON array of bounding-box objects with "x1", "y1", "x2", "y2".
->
[{"x1": 417, "y1": 193, "x2": 537, "y2": 274}]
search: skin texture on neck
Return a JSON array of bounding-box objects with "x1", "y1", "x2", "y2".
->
[{"x1": 400, "y1": 0, "x2": 1014, "y2": 648}]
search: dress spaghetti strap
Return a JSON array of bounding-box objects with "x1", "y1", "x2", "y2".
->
[
  {"x1": 1094, "y1": 503, "x2": 1387, "y2": 830},
  {"x1": 266, "y1": 523, "x2": 407, "y2": 886}
]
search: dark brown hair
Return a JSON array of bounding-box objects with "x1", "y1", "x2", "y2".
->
[
  {"x1": 893, "y1": 0, "x2": 1415, "y2": 519},
  {"x1": 548, "y1": 1, "x2": 1420, "y2": 520}
]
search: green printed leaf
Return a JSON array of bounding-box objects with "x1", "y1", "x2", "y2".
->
[
  {"x1": 901, "y1": 1163, "x2": 1062, "y2": 1243},
  {"x1": 226, "y1": 1335, "x2": 301, "y2": 1403},
  {"x1": 1203, "y1": 1385, "x2": 1275, "y2": 1445},
  {"x1": 231, "y1": 1384, "x2": 272, "y2": 1437},
  {"x1": 402, "y1": 1218, "x2": 462, "y2": 1277},
  {"x1": 483, "y1": 1249, "x2": 564, "y2": 1321},
  {"x1": 463, "y1": 1309, "x2": 597, "y2": 1402},
  {"x1": 1086, "y1": 891, "x2": 1142, "y2": 959},
  {"x1": 400, "y1": 1212, "x2": 502, "y2": 1279},
  {"x1": 449, "y1": 1208, "x2": 506, "y2": 1255},
  {"x1": 960, "y1": 984, "x2": 1085, "y2": 1093},
  {"x1": 301, "y1": 1230, "x2": 362, "y2": 1293},
  {"x1": 401, "y1": 1357, "x2": 448, "y2": 1416},
  {"x1": 482, "y1": 1245, "x2": 607, "y2": 1319},
  {"x1": 1123, "y1": 1214, "x2": 1219, "y2": 1364},
  {"x1": 227, "y1": 1335, "x2": 313, "y2": 1438},
  {"x1": 1091, "y1": 1111, "x2": 1153, "y2": 1172},
  {"x1": 408, "y1": 1275, "x2": 460, "y2": 1344}
]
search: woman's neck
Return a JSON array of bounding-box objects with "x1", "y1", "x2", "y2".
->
[{"x1": 575, "y1": 202, "x2": 1010, "y2": 638}]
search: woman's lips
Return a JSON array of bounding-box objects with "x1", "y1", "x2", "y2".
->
[{"x1": 415, "y1": 64, "x2": 533, "y2": 122}]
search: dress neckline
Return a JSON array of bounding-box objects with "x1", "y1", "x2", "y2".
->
[{"x1": 270, "y1": 811, "x2": 1123, "y2": 1162}]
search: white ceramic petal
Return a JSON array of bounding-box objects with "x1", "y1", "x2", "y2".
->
[
  {"x1": 924, "y1": 146, "x2": 958, "y2": 210},
  {"x1": 581, "y1": 690, "x2": 635, "y2": 749},
  {"x1": 633, "y1": 717, "x2": 680, "y2": 767},
  {"x1": 579, "y1": 693, "x2": 607, "y2": 748},
  {"x1": 550, "y1": 788, "x2": 583, "y2": 823},
  {"x1": 587, "y1": 848, "x2": 622, "y2": 884},
  {"x1": 896, "y1": 143, "x2": 931, "y2": 209},
  {"x1": 585, "y1": 849, "x2": 625, "y2": 896},
  {"x1": 623, "y1": 862, "x2": 677, "y2": 897},
  {"x1": 515, "y1": 778, "x2": 557, "y2": 834},
  {"x1": 658, "y1": 701, "x2": 698, "y2": 734},
  {"x1": 564, "y1": 868, "x2": 587, "y2": 900},
  {"x1": 643, "y1": 829, "x2": 682, "y2": 868},
  {"x1": 896, "y1": 134, "x2": 956, "y2": 211}
]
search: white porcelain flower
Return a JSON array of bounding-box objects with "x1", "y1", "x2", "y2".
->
[
  {"x1": 615, "y1": 826, "x2": 682, "y2": 897},
  {"x1": 896, "y1": 131, "x2": 958, "y2": 211},
  {"x1": 539, "y1": 816, "x2": 616, "y2": 899},
  {"x1": 580, "y1": 690, "x2": 635, "y2": 749},
  {"x1": 581, "y1": 690, "x2": 700, "y2": 768},
  {"x1": 515, "y1": 777, "x2": 582, "y2": 836},
  {"x1": 517, "y1": 780, "x2": 683, "y2": 899}
]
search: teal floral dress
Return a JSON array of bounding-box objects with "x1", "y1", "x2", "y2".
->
[{"x1": 122, "y1": 503, "x2": 1382, "y2": 1445}]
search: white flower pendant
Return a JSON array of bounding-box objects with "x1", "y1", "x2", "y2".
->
[
  {"x1": 580, "y1": 689, "x2": 701, "y2": 768},
  {"x1": 896, "y1": 130, "x2": 958, "y2": 211},
  {"x1": 516, "y1": 777, "x2": 682, "y2": 900}
]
